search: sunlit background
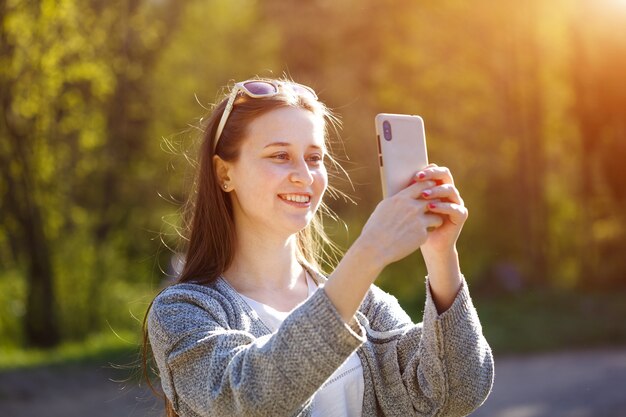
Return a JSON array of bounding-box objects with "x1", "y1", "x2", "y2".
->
[{"x1": 1, "y1": 0, "x2": 625, "y2": 413}]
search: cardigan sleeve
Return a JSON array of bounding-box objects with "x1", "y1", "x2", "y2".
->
[
  {"x1": 361, "y1": 277, "x2": 494, "y2": 416},
  {"x1": 147, "y1": 286, "x2": 365, "y2": 417}
]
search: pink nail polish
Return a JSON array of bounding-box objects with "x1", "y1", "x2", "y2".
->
[
  {"x1": 422, "y1": 190, "x2": 431, "y2": 198},
  {"x1": 418, "y1": 172, "x2": 426, "y2": 179},
  {"x1": 428, "y1": 203, "x2": 437, "y2": 209}
]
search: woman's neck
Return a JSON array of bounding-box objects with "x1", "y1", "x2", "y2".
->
[{"x1": 223, "y1": 230, "x2": 305, "y2": 294}]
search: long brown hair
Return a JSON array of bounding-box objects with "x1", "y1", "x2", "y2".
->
[{"x1": 143, "y1": 78, "x2": 346, "y2": 416}]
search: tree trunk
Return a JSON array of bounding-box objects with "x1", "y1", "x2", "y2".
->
[
  {"x1": 23, "y1": 208, "x2": 59, "y2": 347},
  {"x1": 0, "y1": 0, "x2": 59, "y2": 346},
  {"x1": 0, "y1": 121, "x2": 60, "y2": 348}
]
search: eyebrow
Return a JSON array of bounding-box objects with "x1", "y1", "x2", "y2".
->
[{"x1": 263, "y1": 141, "x2": 324, "y2": 150}]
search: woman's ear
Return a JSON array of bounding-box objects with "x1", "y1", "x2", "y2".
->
[{"x1": 213, "y1": 155, "x2": 232, "y2": 191}]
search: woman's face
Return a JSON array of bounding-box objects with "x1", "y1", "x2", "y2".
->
[{"x1": 220, "y1": 106, "x2": 328, "y2": 239}]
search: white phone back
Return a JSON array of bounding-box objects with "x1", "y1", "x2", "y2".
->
[{"x1": 375, "y1": 114, "x2": 428, "y2": 198}]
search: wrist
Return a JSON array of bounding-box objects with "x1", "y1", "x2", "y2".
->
[
  {"x1": 349, "y1": 236, "x2": 387, "y2": 277},
  {"x1": 422, "y1": 246, "x2": 460, "y2": 276},
  {"x1": 325, "y1": 235, "x2": 385, "y2": 323},
  {"x1": 423, "y1": 248, "x2": 463, "y2": 313}
]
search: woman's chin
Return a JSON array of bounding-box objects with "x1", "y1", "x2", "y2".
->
[{"x1": 281, "y1": 214, "x2": 315, "y2": 235}]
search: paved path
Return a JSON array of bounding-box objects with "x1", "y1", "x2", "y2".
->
[
  {"x1": 471, "y1": 347, "x2": 626, "y2": 417},
  {"x1": 0, "y1": 364, "x2": 161, "y2": 417},
  {"x1": 0, "y1": 347, "x2": 625, "y2": 416}
]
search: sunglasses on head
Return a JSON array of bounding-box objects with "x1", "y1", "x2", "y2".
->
[{"x1": 213, "y1": 80, "x2": 318, "y2": 150}]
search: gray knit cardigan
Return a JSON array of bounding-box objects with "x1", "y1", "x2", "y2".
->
[{"x1": 147, "y1": 267, "x2": 494, "y2": 417}]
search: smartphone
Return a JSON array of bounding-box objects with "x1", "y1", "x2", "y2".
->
[{"x1": 375, "y1": 113, "x2": 429, "y2": 198}]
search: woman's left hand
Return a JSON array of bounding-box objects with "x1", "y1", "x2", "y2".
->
[{"x1": 416, "y1": 164, "x2": 468, "y2": 256}]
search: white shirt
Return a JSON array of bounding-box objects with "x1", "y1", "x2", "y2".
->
[{"x1": 238, "y1": 275, "x2": 364, "y2": 417}]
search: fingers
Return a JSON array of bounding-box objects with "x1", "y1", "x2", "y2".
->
[
  {"x1": 420, "y1": 183, "x2": 464, "y2": 205},
  {"x1": 416, "y1": 164, "x2": 454, "y2": 185},
  {"x1": 398, "y1": 179, "x2": 437, "y2": 199},
  {"x1": 393, "y1": 163, "x2": 466, "y2": 230},
  {"x1": 426, "y1": 201, "x2": 469, "y2": 226},
  {"x1": 424, "y1": 212, "x2": 444, "y2": 229},
  {"x1": 398, "y1": 164, "x2": 456, "y2": 200},
  {"x1": 416, "y1": 164, "x2": 463, "y2": 205}
]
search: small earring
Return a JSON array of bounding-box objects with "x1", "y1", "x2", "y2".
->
[{"x1": 223, "y1": 183, "x2": 228, "y2": 190}]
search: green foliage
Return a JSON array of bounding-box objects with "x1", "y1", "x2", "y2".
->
[
  {"x1": 0, "y1": 329, "x2": 141, "y2": 371},
  {"x1": 0, "y1": 269, "x2": 26, "y2": 347},
  {"x1": 52, "y1": 230, "x2": 158, "y2": 341},
  {"x1": 479, "y1": 289, "x2": 626, "y2": 353},
  {"x1": 0, "y1": 0, "x2": 185, "y2": 346},
  {"x1": 149, "y1": 0, "x2": 279, "y2": 150},
  {"x1": 1, "y1": 0, "x2": 626, "y2": 353}
]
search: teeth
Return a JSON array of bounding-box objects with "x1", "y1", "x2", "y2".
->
[{"x1": 281, "y1": 194, "x2": 310, "y2": 203}]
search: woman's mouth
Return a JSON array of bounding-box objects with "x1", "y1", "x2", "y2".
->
[{"x1": 278, "y1": 193, "x2": 311, "y2": 206}]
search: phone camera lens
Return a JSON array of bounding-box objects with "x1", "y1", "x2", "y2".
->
[{"x1": 383, "y1": 120, "x2": 392, "y2": 141}]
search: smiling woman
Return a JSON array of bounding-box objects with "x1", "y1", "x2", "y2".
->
[
  {"x1": 143, "y1": 77, "x2": 494, "y2": 417},
  {"x1": 214, "y1": 107, "x2": 328, "y2": 243}
]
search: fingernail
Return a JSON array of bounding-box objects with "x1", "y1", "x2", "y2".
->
[
  {"x1": 417, "y1": 172, "x2": 426, "y2": 179},
  {"x1": 428, "y1": 203, "x2": 437, "y2": 209},
  {"x1": 422, "y1": 190, "x2": 431, "y2": 198},
  {"x1": 408, "y1": 179, "x2": 417, "y2": 186}
]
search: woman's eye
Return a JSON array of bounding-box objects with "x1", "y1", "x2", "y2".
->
[
  {"x1": 270, "y1": 152, "x2": 323, "y2": 164},
  {"x1": 307, "y1": 154, "x2": 323, "y2": 163}
]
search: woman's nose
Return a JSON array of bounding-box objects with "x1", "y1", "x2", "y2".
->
[{"x1": 289, "y1": 159, "x2": 314, "y2": 185}]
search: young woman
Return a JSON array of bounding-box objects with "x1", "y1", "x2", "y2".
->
[{"x1": 145, "y1": 78, "x2": 494, "y2": 417}]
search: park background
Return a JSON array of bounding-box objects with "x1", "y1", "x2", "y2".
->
[{"x1": 1, "y1": 0, "x2": 625, "y2": 414}]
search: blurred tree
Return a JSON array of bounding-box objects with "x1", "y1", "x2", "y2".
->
[
  {"x1": 81, "y1": 0, "x2": 186, "y2": 330},
  {"x1": 487, "y1": 1, "x2": 549, "y2": 287},
  {"x1": 2, "y1": 0, "x2": 625, "y2": 350},
  {"x1": 571, "y1": 0, "x2": 626, "y2": 288},
  {"x1": 0, "y1": 0, "x2": 186, "y2": 347},
  {"x1": 0, "y1": 0, "x2": 89, "y2": 347}
]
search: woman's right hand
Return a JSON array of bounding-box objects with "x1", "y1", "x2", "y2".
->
[
  {"x1": 356, "y1": 178, "x2": 443, "y2": 268},
  {"x1": 325, "y1": 176, "x2": 443, "y2": 323}
]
